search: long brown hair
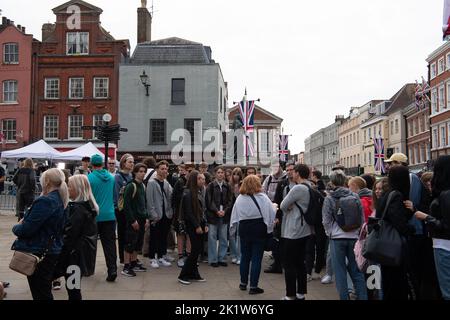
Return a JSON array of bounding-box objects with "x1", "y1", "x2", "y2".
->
[{"x1": 185, "y1": 170, "x2": 203, "y2": 220}]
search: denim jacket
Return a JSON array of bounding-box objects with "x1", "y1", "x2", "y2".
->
[{"x1": 12, "y1": 190, "x2": 66, "y2": 255}]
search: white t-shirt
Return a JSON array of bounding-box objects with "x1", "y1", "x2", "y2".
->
[{"x1": 433, "y1": 238, "x2": 450, "y2": 252}]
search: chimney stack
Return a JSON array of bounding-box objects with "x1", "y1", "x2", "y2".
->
[
  {"x1": 42, "y1": 23, "x2": 55, "y2": 42},
  {"x1": 137, "y1": 5, "x2": 152, "y2": 44},
  {"x1": 22, "y1": 26, "x2": 26, "y2": 33},
  {"x1": 17, "y1": 24, "x2": 21, "y2": 30}
]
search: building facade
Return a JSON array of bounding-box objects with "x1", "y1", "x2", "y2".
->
[
  {"x1": 0, "y1": 17, "x2": 34, "y2": 151},
  {"x1": 33, "y1": 0, "x2": 129, "y2": 157},
  {"x1": 426, "y1": 42, "x2": 450, "y2": 159},
  {"x1": 119, "y1": 37, "x2": 229, "y2": 163}
]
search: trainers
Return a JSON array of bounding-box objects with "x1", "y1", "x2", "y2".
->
[
  {"x1": 239, "y1": 283, "x2": 247, "y2": 291},
  {"x1": 249, "y1": 287, "x2": 264, "y2": 295},
  {"x1": 296, "y1": 293, "x2": 306, "y2": 300},
  {"x1": 150, "y1": 259, "x2": 160, "y2": 269},
  {"x1": 281, "y1": 296, "x2": 296, "y2": 300},
  {"x1": 210, "y1": 263, "x2": 219, "y2": 268},
  {"x1": 218, "y1": 261, "x2": 228, "y2": 267},
  {"x1": 178, "y1": 277, "x2": 191, "y2": 285},
  {"x1": 177, "y1": 259, "x2": 185, "y2": 268},
  {"x1": 133, "y1": 264, "x2": 147, "y2": 272},
  {"x1": 264, "y1": 267, "x2": 282, "y2": 274},
  {"x1": 163, "y1": 255, "x2": 175, "y2": 262},
  {"x1": 236, "y1": 260, "x2": 241, "y2": 265},
  {"x1": 306, "y1": 274, "x2": 313, "y2": 282},
  {"x1": 121, "y1": 268, "x2": 137, "y2": 277},
  {"x1": 321, "y1": 274, "x2": 333, "y2": 284},
  {"x1": 52, "y1": 280, "x2": 61, "y2": 290},
  {"x1": 231, "y1": 258, "x2": 238, "y2": 264},
  {"x1": 191, "y1": 276, "x2": 206, "y2": 282},
  {"x1": 158, "y1": 258, "x2": 172, "y2": 267},
  {"x1": 311, "y1": 272, "x2": 321, "y2": 280}
]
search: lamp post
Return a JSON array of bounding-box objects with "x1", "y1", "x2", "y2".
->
[{"x1": 140, "y1": 70, "x2": 151, "y2": 96}]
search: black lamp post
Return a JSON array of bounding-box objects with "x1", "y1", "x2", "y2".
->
[{"x1": 140, "y1": 70, "x2": 150, "y2": 96}]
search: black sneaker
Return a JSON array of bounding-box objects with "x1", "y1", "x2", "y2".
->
[
  {"x1": 121, "y1": 268, "x2": 136, "y2": 277},
  {"x1": 178, "y1": 277, "x2": 191, "y2": 285},
  {"x1": 239, "y1": 284, "x2": 247, "y2": 291},
  {"x1": 133, "y1": 265, "x2": 147, "y2": 272},
  {"x1": 249, "y1": 287, "x2": 264, "y2": 295},
  {"x1": 52, "y1": 280, "x2": 61, "y2": 290},
  {"x1": 106, "y1": 273, "x2": 117, "y2": 282},
  {"x1": 264, "y1": 267, "x2": 282, "y2": 274},
  {"x1": 210, "y1": 263, "x2": 219, "y2": 268},
  {"x1": 218, "y1": 262, "x2": 228, "y2": 267}
]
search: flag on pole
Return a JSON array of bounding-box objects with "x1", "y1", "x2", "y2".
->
[
  {"x1": 421, "y1": 76, "x2": 431, "y2": 103},
  {"x1": 278, "y1": 135, "x2": 289, "y2": 162},
  {"x1": 444, "y1": 0, "x2": 450, "y2": 40},
  {"x1": 374, "y1": 133, "x2": 386, "y2": 174},
  {"x1": 238, "y1": 99, "x2": 256, "y2": 157},
  {"x1": 415, "y1": 80, "x2": 423, "y2": 110}
]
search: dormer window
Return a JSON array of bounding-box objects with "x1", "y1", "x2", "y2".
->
[{"x1": 67, "y1": 32, "x2": 89, "y2": 55}]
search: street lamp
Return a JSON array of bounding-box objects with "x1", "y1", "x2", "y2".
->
[{"x1": 140, "y1": 70, "x2": 150, "y2": 96}]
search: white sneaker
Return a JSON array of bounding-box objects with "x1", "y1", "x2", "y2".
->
[
  {"x1": 281, "y1": 296, "x2": 296, "y2": 300},
  {"x1": 311, "y1": 272, "x2": 321, "y2": 280},
  {"x1": 177, "y1": 259, "x2": 185, "y2": 268},
  {"x1": 231, "y1": 258, "x2": 238, "y2": 264},
  {"x1": 306, "y1": 274, "x2": 313, "y2": 282},
  {"x1": 163, "y1": 255, "x2": 175, "y2": 262},
  {"x1": 321, "y1": 274, "x2": 333, "y2": 284},
  {"x1": 296, "y1": 293, "x2": 305, "y2": 300},
  {"x1": 158, "y1": 258, "x2": 172, "y2": 267},
  {"x1": 236, "y1": 259, "x2": 241, "y2": 265},
  {"x1": 150, "y1": 259, "x2": 160, "y2": 269}
]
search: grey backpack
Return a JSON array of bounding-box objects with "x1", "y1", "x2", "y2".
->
[{"x1": 334, "y1": 193, "x2": 363, "y2": 232}]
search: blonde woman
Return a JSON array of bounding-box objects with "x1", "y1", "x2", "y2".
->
[
  {"x1": 12, "y1": 168, "x2": 68, "y2": 300},
  {"x1": 56, "y1": 174, "x2": 99, "y2": 300},
  {"x1": 13, "y1": 158, "x2": 36, "y2": 220}
]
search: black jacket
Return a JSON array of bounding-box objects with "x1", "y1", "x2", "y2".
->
[
  {"x1": 426, "y1": 190, "x2": 450, "y2": 240},
  {"x1": 376, "y1": 190, "x2": 415, "y2": 237},
  {"x1": 172, "y1": 175, "x2": 187, "y2": 220},
  {"x1": 205, "y1": 180, "x2": 232, "y2": 224},
  {"x1": 57, "y1": 201, "x2": 98, "y2": 277},
  {"x1": 182, "y1": 189, "x2": 206, "y2": 230},
  {"x1": 13, "y1": 168, "x2": 36, "y2": 195}
]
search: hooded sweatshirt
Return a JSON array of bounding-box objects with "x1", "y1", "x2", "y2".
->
[
  {"x1": 322, "y1": 187, "x2": 363, "y2": 240},
  {"x1": 88, "y1": 169, "x2": 115, "y2": 222},
  {"x1": 358, "y1": 188, "x2": 373, "y2": 223}
]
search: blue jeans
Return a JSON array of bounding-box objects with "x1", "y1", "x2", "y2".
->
[
  {"x1": 330, "y1": 239, "x2": 368, "y2": 300},
  {"x1": 230, "y1": 231, "x2": 241, "y2": 261},
  {"x1": 434, "y1": 248, "x2": 450, "y2": 300},
  {"x1": 240, "y1": 237, "x2": 265, "y2": 288},
  {"x1": 208, "y1": 221, "x2": 228, "y2": 264}
]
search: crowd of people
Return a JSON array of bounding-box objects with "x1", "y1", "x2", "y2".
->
[{"x1": 3, "y1": 152, "x2": 450, "y2": 301}]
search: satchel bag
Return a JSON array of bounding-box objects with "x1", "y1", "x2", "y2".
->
[
  {"x1": 10, "y1": 236, "x2": 55, "y2": 277},
  {"x1": 362, "y1": 191, "x2": 405, "y2": 267}
]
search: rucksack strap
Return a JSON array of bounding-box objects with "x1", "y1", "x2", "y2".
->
[
  {"x1": 381, "y1": 191, "x2": 399, "y2": 221},
  {"x1": 294, "y1": 202, "x2": 305, "y2": 226}
]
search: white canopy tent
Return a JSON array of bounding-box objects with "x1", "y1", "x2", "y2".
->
[
  {"x1": 0, "y1": 140, "x2": 62, "y2": 159},
  {"x1": 54, "y1": 142, "x2": 104, "y2": 161}
]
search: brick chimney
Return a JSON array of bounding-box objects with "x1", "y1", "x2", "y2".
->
[
  {"x1": 137, "y1": 6, "x2": 152, "y2": 44},
  {"x1": 42, "y1": 23, "x2": 55, "y2": 42}
]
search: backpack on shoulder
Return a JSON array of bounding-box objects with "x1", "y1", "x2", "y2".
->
[
  {"x1": 333, "y1": 193, "x2": 363, "y2": 232},
  {"x1": 294, "y1": 183, "x2": 325, "y2": 226}
]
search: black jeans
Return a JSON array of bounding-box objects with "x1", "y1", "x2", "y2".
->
[
  {"x1": 115, "y1": 209, "x2": 126, "y2": 263},
  {"x1": 17, "y1": 192, "x2": 34, "y2": 220},
  {"x1": 305, "y1": 224, "x2": 327, "y2": 275},
  {"x1": 282, "y1": 237, "x2": 309, "y2": 297},
  {"x1": 97, "y1": 220, "x2": 117, "y2": 276},
  {"x1": 240, "y1": 236, "x2": 266, "y2": 288},
  {"x1": 179, "y1": 227, "x2": 202, "y2": 279},
  {"x1": 64, "y1": 273, "x2": 82, "y2": 301},
  {"x1": 149, "y1": 215, "x2": 172, "y2": 259},
  {"x1": 27, "y1": 254, "x2": 59, "y2": 300},
  {"x1": 381, "y1": 264, "x2": 409, "y2": 300}
]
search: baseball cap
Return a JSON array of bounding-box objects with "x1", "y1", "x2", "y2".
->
[
  {"x1": 90, "y1": 154, "x2": 104, "y2": 166},
  {"x1": 384, "y1": 153, "x2": 408, "y2": 164}
]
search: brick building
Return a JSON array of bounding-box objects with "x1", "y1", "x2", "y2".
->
[
  {"x1": 0, "y1": 17, "x2": 35, "y2": 151},
  {"x1": 32, "y1": 0, "x2": 129, "y2": 158},
  {"x1": 426, "y1": 42, "x2": 450, "y2": 159}
]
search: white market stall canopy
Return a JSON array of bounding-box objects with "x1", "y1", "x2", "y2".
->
[
  {"x1": 0, "y1": 140, "x2": 62, "y2": 159},
  {"x1": 54, "y1": 142, "x2": 104, "y2": 161}
]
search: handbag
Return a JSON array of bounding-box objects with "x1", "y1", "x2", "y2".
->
[
  {"x1": 354, "y1": 223, "x2": 369, "y2": 272},
  {"x1": 362, "y1": 191, "x2": 405, "y2": 267},
  {"x1": 249, "y1": 195, "x2": 274, "y2": 251},
  {"x1": 9, "y1": 236, "x2": 55, "y2": 277}
]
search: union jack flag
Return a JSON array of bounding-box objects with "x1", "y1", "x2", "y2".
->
[
  {"x1": 415, "y1": 77, "x2": 431, "y2": 111},
  {"x1": 374, "y1": 134, "x2": 386, "y2": 174},
  {"x1": 444, "y1": 0, "x2": 450, "y2": 40},
  {"x1": 238, "y1": 100, "x2": 256, "y2": 157},
  {"x1": 415, "y1": 80, "x2": 423, "y2": 110},
  {"x1": 278, "y1": 135, "x2": 289, "y2": 162}
]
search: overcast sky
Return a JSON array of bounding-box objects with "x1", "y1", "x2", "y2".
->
[{"x1": 1, "y1": 0, "x2": 445, "y2": 153}]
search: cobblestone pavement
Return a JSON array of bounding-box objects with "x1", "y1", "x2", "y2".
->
[{"x1": 0, "y1": 212, "x2": 338, "y2": 300}]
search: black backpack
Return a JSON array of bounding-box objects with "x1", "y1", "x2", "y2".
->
[{"x1": 295, "y1": 183, "x2": 325, "y2": 226}]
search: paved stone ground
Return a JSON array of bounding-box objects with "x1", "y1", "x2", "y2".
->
[{"x1": 0, "y1": 212, "x2": 338, "y2": 300}]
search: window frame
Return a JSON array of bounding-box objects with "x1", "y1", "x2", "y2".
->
[
  {"x1": 69, "y1": 77, "x2": 84, "y2": 100},
  {"x1": 44, "y1": 78, "x2": 60, "y2": 100},
  {"x1": 68, "y1": 114, "x2": 84, "y2": 140},
  {"x1": 438, "y1": 57, "x2": 446, "y2": 75},
  {"x1": 93, "y1": 77, "x2": 109, "y2": 99},
  {"x1": 1, "y1": 119, "x2": 17, "y2": 142},
  {"x1": 431, "y1": 89, "x2": 438, "y2": 114},
  {"x1": 149, "y1": 119, "x2": 167, "y2": 145},
  {"x1": 439, "y1": 85, "x2": 446, "y2": 111},
  {"x1": 171, "y1": 78, "x2": 186, "y2": 105},
  {"x1": 184, "y1": 118, "x2": 202, "y2": 145},
  {"x1": 43, "y1": 115, "x2": 59, "y2": 140},
  {"x1": 3, "y1": 43, "x2": 19, "y2": 64},
  {"x1": 92, "y1": 114, "x2": 105, "y2": 139},
  {"x1": 66, "y1": 32, "x2": 89, "y2": 55},
  {"x1": 431, "y1": 62, "x2": 437, "y2": 79},
  {"x1": 2, "y1": 80, "x2": 18, "y2": 103}
]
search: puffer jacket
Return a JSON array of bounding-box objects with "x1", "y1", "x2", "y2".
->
[
  {"x1": 358, "y1": 188, "x2": 373, "y2": 223},
  {"x1": 12, "y1": 190, "x2": 66, "y2": 255}
]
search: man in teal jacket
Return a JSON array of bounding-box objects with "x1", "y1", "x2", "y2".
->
[{"x1": 88, "y1": 154, "x2": 117, "y2": 282}]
